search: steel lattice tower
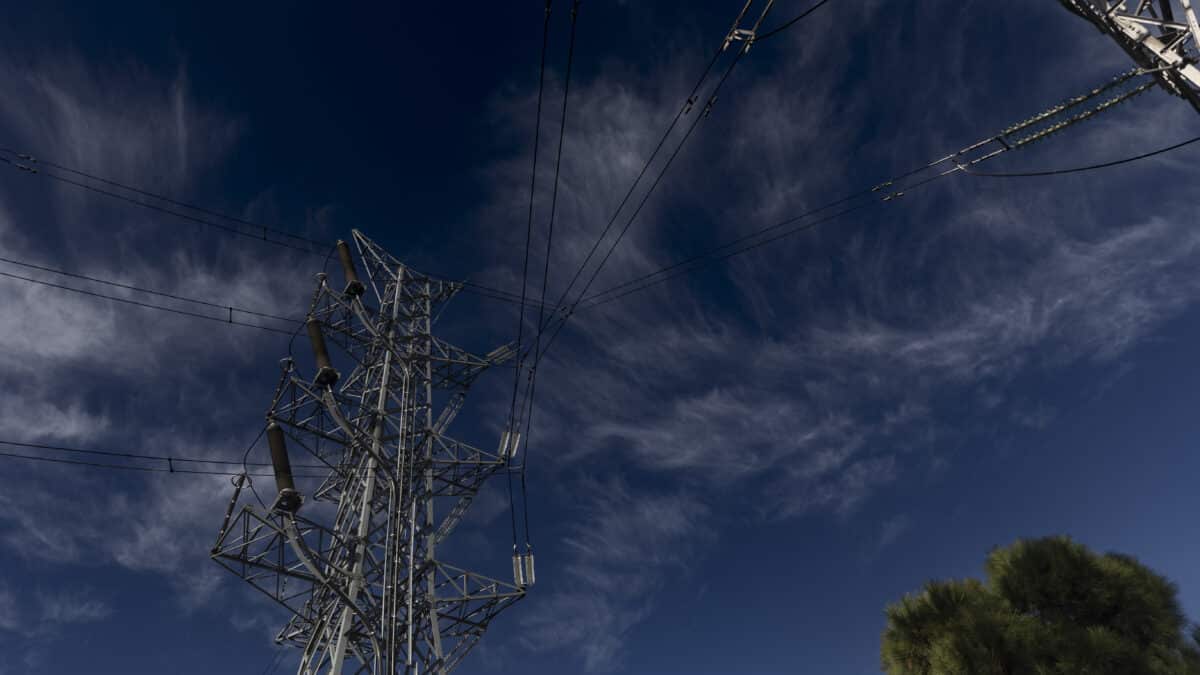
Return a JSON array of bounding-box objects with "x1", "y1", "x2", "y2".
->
[
  {"x1": 212, "y1": 230, "x2": 529, "y2": 674},
  {"x1": 1060, "y1": 0, "x2": 1200, "y2": 113}
]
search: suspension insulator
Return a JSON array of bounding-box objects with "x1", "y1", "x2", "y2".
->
[
  {"x1": 336, "y1": 240, "x2": 365, "y2": 298},
  {"x1": 267, "y1": 422, "x2": 302, "y2": 513},
  {"x1": 512, "y1": 552, "x2": 526, "y2": 588},
  {"x1": 499, "y1": 430, "x2": 520, "y2": 460},
  {"x1": 522, "y1": 552, "x2": 536, "y2": 586},
  {"x1": 306, "y1": 318, "x2": 340, "y2": 387}
]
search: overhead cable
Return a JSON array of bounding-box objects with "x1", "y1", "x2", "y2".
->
[
  {"x1": 529, "y1": 1, "x2": 780, "y2": 367},
  {"x1": 520, "y1": 0, "x2": 584, "y2": 556},
  {"x1": 0, "y1": 438, "x2": 324, "y2": 470},
  {"x1": 0, "y1": 445, "x2": 323, "y2": 478},
  {"x1": 0, "y1": 150, "x2": 323, "y2": 255},
  {"x1": 575, "y1": 69, "x2": 1168, "y2": 308},
  {"x1": 0, "y1": 149, "x2": 550, "y2": 310},
  {"x1": 506, "y1": 0, "x2": 557, "y2": 556},
  {"x1": 0, "y1": 268, "x2": 298, "y2": 334},
  {"x1": 0, "y1": 254, "x2": 301, "y2": 325},
  {"x1": 755, "y1": 0, "x2": 835, "y2": 42},
  {"x1": 959, "y1": 133, "x2": 1200, "y2": 178},
  {"x1": 535, "y1": 1, "x2": 755, "y2": 329}
]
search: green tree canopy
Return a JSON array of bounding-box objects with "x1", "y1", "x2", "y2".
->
[{"x1": 881, "y1": 536, "x2": 1200, "y2": 674}]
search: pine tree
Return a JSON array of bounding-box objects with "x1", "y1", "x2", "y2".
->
[{"x1": 881, "y1": 536, "x2": 1200, "y2": 674}]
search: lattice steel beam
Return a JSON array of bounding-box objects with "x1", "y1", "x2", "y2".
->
[
  {"x1": 1060, "y1": 0, "x2": 1200, "y2": 113},
  {"x1": 212, "y1": 230, "x2": 528, "y2": 675}
]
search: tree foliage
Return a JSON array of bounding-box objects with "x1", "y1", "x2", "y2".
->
[{"x1": 881, "y1": 536, "x2": 1200, "y2": 674}]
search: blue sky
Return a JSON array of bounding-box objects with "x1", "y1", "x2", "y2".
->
[{"x1": 1, "y1": 1, "x2": 1199, "y2": 673}]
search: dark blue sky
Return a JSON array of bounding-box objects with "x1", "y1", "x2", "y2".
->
[{"x1": 1, "y1": 1, "x2": 1199, "y2": 674}]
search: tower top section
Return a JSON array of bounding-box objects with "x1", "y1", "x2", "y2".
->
[{"x1": 1060, "y1": 0, "x2": 1200, "y2": 114}]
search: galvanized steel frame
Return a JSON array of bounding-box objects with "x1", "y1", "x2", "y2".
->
[
  {"x1": 212, "y1": 230, "x2": 523, "y2": 675},
  {"x1": 1061, "y1": 0, "x2": 1200, "y2": 113}
]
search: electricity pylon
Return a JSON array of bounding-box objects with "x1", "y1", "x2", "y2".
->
[
  {"x1": 212, "y1": 230, "x2": 530, "y2": 674},
  {"x1": 1060, "y1": 0, "x2": 1200, "y2": 113}
]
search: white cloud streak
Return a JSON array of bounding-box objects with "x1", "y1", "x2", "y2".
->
[
  {"x1": 519, "y1": 478, "x2": 710, "y2": 672},
  {"x1": 468, "y1": 2, "x2": 1200, "y2": 669},
  {"x1": 0, "y1": 49, "x2": 314, "y2": 639},
  {"x1": 1, "y1": 2, "x2": 1198, "y2": 673}
]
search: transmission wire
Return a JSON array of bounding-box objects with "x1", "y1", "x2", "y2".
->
[
  {"x1": 0, "y1": 438, "x2": 323, "y2": 469},
  {"x1": 0, "y1": 254, "x2": 301, "y2": 325},
  {"x1": 0, "y1": 149, "x2": 326, "y2": 248},
  {"x1": 959, "y1": 133, "x2": 1200, "y2": 177},
  {"x1": 0, "y1": 151, "x2": 321, "y2": 255},
  {"x1": 0, "y1": 268, "x2": 297, "y2": 334},
  {"x1": 518, "y1": 0, "x2": 583, "y2": 554},
  {"x1": 755, "y1": 0, "x2": 835, "y2": 42},
  {"x1": 505, "y1": 0, "x2": 556, "y2": 556},
  {"x1": 533, "y1": 45, "x2": 751, "y2": 362},
  {"x1": 576, "y1": 129, "x2": 1197, "y2": 308},
  {"x1": 0, "y1": 445, "x2": 322, "y2": 478},
  {"x1": 535, "y1": 16, "x2": 732, "y2": 333},
  {"x1": 575, "y1": 73, "x2": 1178, "y2": 308},
  {"x1": 0, "y1": 150, "x2": 548, "y2": 309}
]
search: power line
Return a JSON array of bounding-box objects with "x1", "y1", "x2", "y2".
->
[
  {"x1": 576, "y1": 71, "x2": 1171, "y2": 309},
  {"x1": 0, "y1": 150, "x2": 325, "y2": 256},
  {"x1": 533, "y1": 41, "x2": 754, "y2": 362},
  {"x1": 239, "y1": 420, "x2": 274, "y2": 509},
  {"x1": 504, "y1": 6, "x2": 785, "y2": 489},
  {"x1": 0, "y1": 445, "x2": 323, "y2": 478},
  {"x1": 755, "y1": 0, "x2": 835, "y2": 42},
  {"x1": 520, "y1": 0, "x2": 584, "y2": 555},
  {"x1": 958, "y1": 133, "x2": 1200, "y2": 178},
  {"x1": 582, "y1": 195, "x2": 881, "y2": 309},
  {"x1": 506, "y1": 0, "x2": 556, "y2": 556},
  {"x1": 505, "y1": 5, "x2": 784, "y2": 557},
  {"x1": 579, "y1": 192, "x2": 866, "y2": 306},
  {"x1": 1, "y1": 149, "x2": 328, "y2": 248},
  {"x1": 579, "y1": 129, "x2": 1199, "y2": 308},
  {"x1": 0, "y1": 254, "x2": 301, "y2": 325},
  {"x1": 500, "y1": 6, "x2": 778, "y2": 508},
  {"x1": 457, "y1": 281, "x2": 561, "y2": 311},
  {"x1": 578, "y1": 142, "x2": 990, "y2": 307},
  {"x1": 0, "y1": 254, "x2": 532, "y2": 363},
  {"x1": 508, "y1": 0, "x2": 556, "y2": 429},
  {"x1": 0, "y1": 149, "x2": 554, "y2": 311},
  {"x1": 0, "y1": 438, "x2": 325, "y2": 470},
  {"x1": 0, "y1": 268, "x2": 298, "y2": 334},
  {"x1": 529, "y1": 1, "x2": 796, "y2": 366},
  {"x1": 575, "y1": 171, "x2": 973, "y2": 310},
  {"x1": 535, "y1": 4, "x2": 737, "y2": 330}
]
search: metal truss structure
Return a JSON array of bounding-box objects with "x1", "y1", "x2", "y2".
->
[
  {"x1": 1061, "y1": 0, "x2": 1200, "y2": 113},
  {"x1": 212, "y1": 230, "x2": 529, "y2": 675}
]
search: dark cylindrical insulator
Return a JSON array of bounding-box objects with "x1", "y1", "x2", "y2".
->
[
  {"x1": 336, "y1": 240, "x2": 365, "y2": 297},
  {"x1": 267, "y1": 422, "x2": 301, "y2": 512},
  {"x1": 306, "y1": 318, "x2": 340, "y2": 387}
]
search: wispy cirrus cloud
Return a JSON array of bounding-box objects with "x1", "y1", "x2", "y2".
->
[
  {"x1": 0, "y1": 585, "x2": 113, "y2": 674},
  {"x1": 38, "y1": 589, "x2": 112, "y2": 627},
  {"x1": 0, "y1": 49, "x2": 315, "y2": 635},
  {"x1": 519, "y1": 477, "x2": 710, "y2": 671},
  {"x1": 471, "y1": 2, "x2": 1200, "y2": 670},
  {"x1": 0, "y1": 585, "x2": 112, "y2": 638},
  {"x1": 877, "y1": 514, "x2": 913, "y2": 553},
  {"x1": 0, "y1": 3, "x2": 1198, "y2": 675}
]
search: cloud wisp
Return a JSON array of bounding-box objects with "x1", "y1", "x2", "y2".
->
[
  {"x1": 469, "y1": 2, "x2": 1200, "y2": 670},
  {"x1": 0, "y1": 49, "x2": 322, "y2": 650},
  {"x1": 518, "y1": 477, "x2": 710, "y2": 672}
]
